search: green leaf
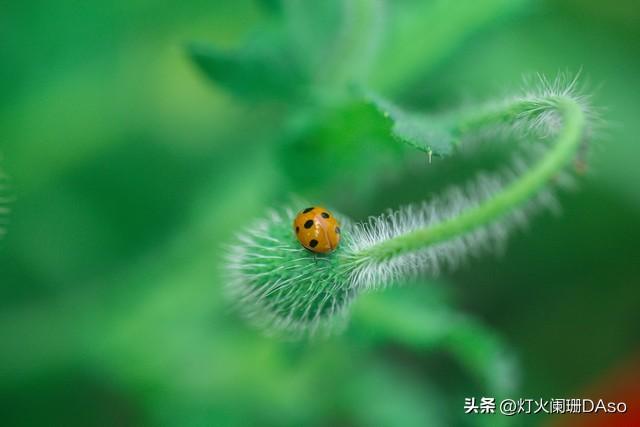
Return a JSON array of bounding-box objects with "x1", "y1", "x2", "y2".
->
[
  {"x1": 352, "y1": 284, "x2": 519, "y2": 403},
  {"x1": 367, "y1": 92, "x2": 456, "y2": 157},
  {"x1": 188, "y1": 31, "x2": 306, "y2": 101},
  {"x1": 276, "y1": 99, "x2": 404, "y2": 202},
  {"x1": 279, "y1": 0, "x2": 344, "y2": 74},
  {"x1": 276, "y1": 89, "x2": 457, "y2": 204},
  {"x1": 280, "y1": 0, "x2": 385, "y2": 87}
]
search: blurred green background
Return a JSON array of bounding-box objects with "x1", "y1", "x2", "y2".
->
[{"x1": 1, "y1": 0, "x2": 639, "y2": 426}]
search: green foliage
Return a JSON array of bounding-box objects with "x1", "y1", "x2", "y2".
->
[
  {"x1": 3, "y1": 1, "x2": 639, "y2": 427},
  {"x1": 188, "y1": 30, "x2": 306, "y2": 101},
  {"x1": 367, "y1": 92, "x2": 456, "y2": 156},
  {"x1": 352, "y1": 285, "x2": 518, "y2": 427},
  {"x1": 276, "y1": 100, "x2": 403, "y2": 199}
]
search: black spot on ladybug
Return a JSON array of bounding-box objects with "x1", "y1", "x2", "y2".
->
[
  {"x1": 304, "y1": 219, "x2": 314, "y2": 229},
  {"x1": 309, "y1": 239, "x2": 318, "y2": 248},
  {"x1": 321, "y1": 212, "x2": 330, "y2": 218},
  {"x1": 295, "y1": 226, "x2": 299, "y2": 233},
  {"x1": 335, "y1": 226, "x2": 340, "y2": 234},
  {"x1": 303, "y1": 207, "x2": 314, "y2": 213}
]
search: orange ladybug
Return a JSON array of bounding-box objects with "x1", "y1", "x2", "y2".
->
[{"x1": 293, "y1": 206, "x2": 341, "y2": 254}]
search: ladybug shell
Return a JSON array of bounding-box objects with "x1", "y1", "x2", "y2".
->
[{"x1": 293, "y1": 206, "x2": 341, "y2": 254}]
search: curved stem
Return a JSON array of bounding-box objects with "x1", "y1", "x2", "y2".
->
[
  {"x1": 360, "y1": 95, "x2": 586, "y2": 260},
  {"x1": 352, "y1": 287, "x2": 518, "y2": 403}
]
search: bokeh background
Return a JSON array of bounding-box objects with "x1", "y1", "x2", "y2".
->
[{"x1": 1, "y1": 0, "x2": 639, "y2": 426}]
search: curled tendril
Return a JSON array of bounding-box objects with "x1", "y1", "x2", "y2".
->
[{"x1": 225, "y1": 74, "x2": 595, "y2": 338}]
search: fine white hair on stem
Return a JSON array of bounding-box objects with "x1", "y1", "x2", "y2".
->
[
  {"x1": 224, "y1": 73, "x2": 595, "y2": 337},
  {"x1": 518, "y1": 71, "x2": 595, "y2": 133},
  {"x1": 459, "y1": 72, "x2": 597, "y2": 148},
  {"x1": 344, "y1": 147, "x2": 571, "y2": 291}
]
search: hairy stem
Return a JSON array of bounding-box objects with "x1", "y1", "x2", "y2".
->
[{"x1": 360, "y1": 95, "x2": 586, "y2": 260}]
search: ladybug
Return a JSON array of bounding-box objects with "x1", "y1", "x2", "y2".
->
[{"x1": 293, "y1": 206, "x2": 341, "y2": 254}]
